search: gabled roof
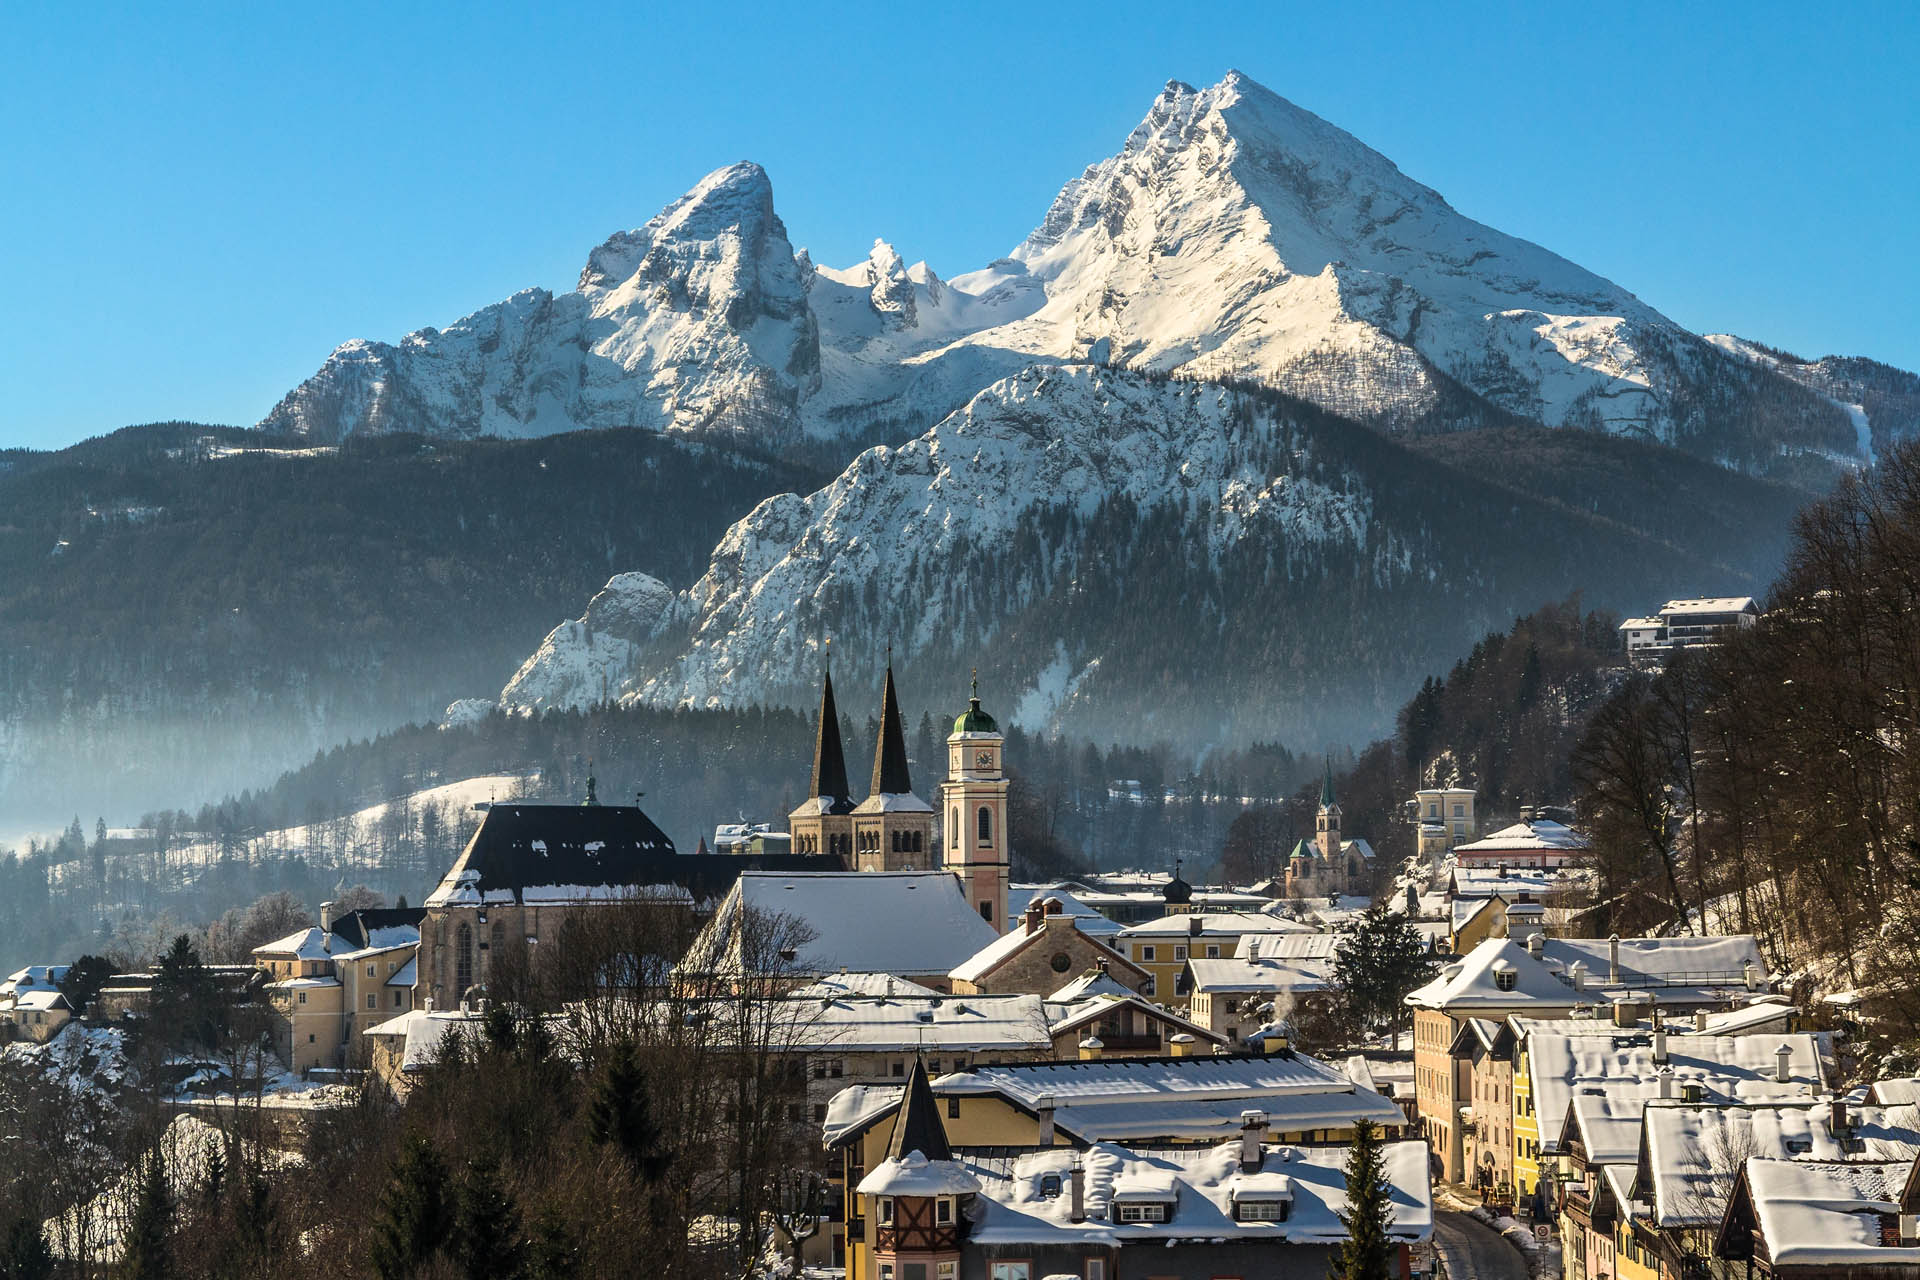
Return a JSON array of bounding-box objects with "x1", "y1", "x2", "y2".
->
[
  {"x1": 679, "y1": 871, "x2": 999, "y2": 979},
  {"x1": 949, "y1": 913, "x2": 1140, "y2": 985},
  {"x1": 1119, "y1": 912, "x2": 1315, "y2": 939},
  {"x1": 762, "y1": 992, "x2": 1052, "y2": 1053},
  {"x1": 1637, "y1": 1101, "x2": 1920, "y2": 1229},
  {"x1": 1454, "y1": 819, "x2": 1590, "y2": 855},
  {"x1": 963, "y1": 1139, "x2": 1432, "y2": 1247},
  {"x1": 328, "y1": 907, "x2": 427, "y2": 952},
  {"x1": 887, "y1": 1057, "x2": 952, "y2": 1162},
  {"x1": 1043, "y1": 993, "x2": 1224, "y2": 1046},
  {"x1": 1724, "y1": 1158, "x2": 1918, "y2": 1268},
  {"x1": 1047, "y1": 969, "x2": 1138, "y2": 1003},
  {"x1": 253, "y1": 927, "x2": 334, "y2": 960},
  {"x1": 1185, "y1": 956, "x2": 1332, "y2": 995},
  {"x1": 1405, "y1": 939, "x2": 1580, "y2": 1011},
  {"x1": 1532, "y1": 1032, "x2": 1829, "y2": 1155}
]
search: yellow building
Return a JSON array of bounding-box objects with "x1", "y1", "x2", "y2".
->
[
  {"x1": 1115, "y1": 912, "x2": 1315, "y2": 1003},
  {"x1": 0, "y1": 989, "x2": 73, "y2": 1043},
  {"x1": 252, "y1": 905, "x2": 422, "y2": 1073}
]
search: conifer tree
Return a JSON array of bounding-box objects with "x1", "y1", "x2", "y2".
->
[
  {"x1": 587, "y1": 1038, "x2": 665, "y2": 1179},
  {"x1": 1331, "y1": 1119, "x2": 1396, "y2": 1280},
  {"x1": 370, "y1": 1135, "x2": 455, "y2": 1280},
  {"x1": 454, "y1": 1157, "x2": 524, "y2": 1280},
  {"x1": 3, "y1": 1213, "x2": 55, "y2": 1280},
  {"x1": 120, "y1": 1149, "x2": 173, "y2": 1280}
]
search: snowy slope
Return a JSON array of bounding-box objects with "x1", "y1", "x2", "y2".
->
[{"x1": 261, "y1": 72, "x2": 1881, "y2": 474}]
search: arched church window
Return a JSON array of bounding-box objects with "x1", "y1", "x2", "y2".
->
[
  {"x1": 978, "y1": 806, "x2": 993, "y2": 846},
  {"x1": 456, "y1": 923, "x2": 473, "y2": 994},
  {"x1": 912, "y1": 830, "x2": 923, "y2": 853}
]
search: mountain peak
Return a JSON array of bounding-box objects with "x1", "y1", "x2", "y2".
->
[{"x1": 580, "y1": 161, "x2": 781, "y2": 292}]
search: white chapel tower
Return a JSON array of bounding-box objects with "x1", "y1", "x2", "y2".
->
[{"x1": 941, "y1": 674, "x2": 1010, "y2": 931}]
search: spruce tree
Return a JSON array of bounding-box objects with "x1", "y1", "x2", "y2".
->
[
  {"x1": 586, "y1": 1039, "x2": 665, "y2": 1179},
  {"x1": 1331, "y1": 1119, "x2": 1396, "y2": 1280},
  {"x1": 370, "y1": 1135, "x2": 455, "y2": 1280},
  {"x1": 3, "y1": 1213, "x2": 55, "y2": 1280},
  {"x1": 454, "y1": 1157, "x2": 524, "y2": 1280},
  {"x1": 120, "y1": 1149, "x2": 173, "y2": 1280}
]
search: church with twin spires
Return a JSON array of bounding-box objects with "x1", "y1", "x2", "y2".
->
[{"x1": 789, "y1": 659, "x2": 1011, "y2": 931}]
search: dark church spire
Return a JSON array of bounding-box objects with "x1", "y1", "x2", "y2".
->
[
  {"x1": 886, "y1": 1057, "x2": 953, "y2": 1162},
  {"x1": 870, "y1": 657, "x2": 913, "y2": 797},
  {"x1": 809, "y1": 655, "x2": 854, "y2": 814}
]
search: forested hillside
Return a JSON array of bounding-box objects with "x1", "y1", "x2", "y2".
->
[
  {"x1": 0, "y1": 423, "x2": 825, "y2": 823},
  {"x1": 1570, "y1": 439, "x2": 1920, "y2": 1064}
]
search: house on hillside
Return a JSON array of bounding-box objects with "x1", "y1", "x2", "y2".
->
[{"x1": 252, "y1": 902, "x2": 425, "y2": 1073}]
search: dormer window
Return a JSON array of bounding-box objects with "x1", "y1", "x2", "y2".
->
[
  {"x1": 1039, "y1": 1172, "x2": 1063, "y2": 1199},
  {"x1": 1495, "y1": 969, "x2": 1517, "y2": 992},
  {"x1": 1116, "y1": 1201, "x2": 1171, "y2": 1223},
  {"x1": 1236, "y1": 1198, "x2": 1291, "y2": 1222}
]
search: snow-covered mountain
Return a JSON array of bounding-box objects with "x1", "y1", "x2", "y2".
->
[
  {"x1": 492, "y1": 365, "x2": 1803, "y2": 749},
  {"x1": 261, "y1": 163, "x2": 821, "y2": 443},
  {"x1": 265, "y1": 72, "x2": 1899, "y2": 476}
]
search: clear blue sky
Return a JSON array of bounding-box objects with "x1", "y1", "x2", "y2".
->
[{"x1": 3, "y1": 1, "x2": 1914, "y2": 449}]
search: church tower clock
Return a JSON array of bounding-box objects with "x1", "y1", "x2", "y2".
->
[{"x1": 940, "y1": 674, "x2": 1010, "y2": 931}]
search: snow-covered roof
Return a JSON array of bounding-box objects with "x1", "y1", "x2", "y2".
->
[
  {"x1": 1873, "y1": 1078, "x2": 1920, "y2": 1107},
  {"x1": 1185, "y1": 956, "x2": 1332, "y2": 995},
  {"x1": 794, "y1": 973, "x2": 940, "y2": 1000},
  {"x1": 5, "y1": 989, "x2": 72, "y2": 1013},
  {"x1": 950, "y1": 913, "x2": 1132, "y2": 984},
  {"x1": 1119, "y1": 912, "x2": 1316, "y2": 939},
  {"x1": 1689, "y1": 996, "x2": 1796, "y2": 1036},
  {"x1": 270, "y1": 976, "x2": 341, "y2": 991},
  {"x1": 1236, "y1": 933, "x2": 1344, "y2": 961},
  {"x1": 1447, "y1": 866, "x2": 1571, "y2": 899},
  {"x1": 1043, "y1": 994, "x2": 1221, "y2": 1046},
  {"x1": 1619, "y1": 616, "x2": 1665, "y2": 631},
  {"x1": 362, "y1": 1008, "x2": 486, "y2": 1071},
  {"x1": 1542, "y1": 936, "x2": 1766, "y2": 987},
  {"x1": 0, "y1": 965, "x2": 69, "y2": 997},
  {"x1": 1739, "y1": 1159, "x2": 1919, "y2": 1267},
  {"x1": 823, "y1": 1083, "x2": 904, "y2": 1147},
  {"x1": 1047, "y1": 970, "x2": 1138, "y2": 1002},
  {"x1": 1406, "y1": 940, "x2": 1580, "y2": 1011},
  {"x1": 1532, "y1": 1032, "x2": 1829, "y2": 1155},
  {"x1": 1640, "y1": 1102, "x2": 1920, "y2": 1229},
  {"x1": 679, "y1": 871, "x2": 1000, "y2": 979},
  {"x1": 385, "y1": 957, "x2": 417, "y2": 988},
  {"x1": 1007, "y1": 886, "x2": 1124, "y2": 934},
  {"x1": 764, "y1": 993, "x2": 1054, "y2": 1053},
  {"x1": 1340, "y1": 1054, "x2": 1416, "y2": 1100},
  {"x1": 857, "y1": 1150, "x2": 982, "y2": 1196},
  {"x1": 1454, "y1": 819, "x2": 1590, "y2": 855},
  {"x1": 253, "y1": 927, "x2": 334, "y2": 960},
  {"x1": 962, "y1": 1139, "x2": 1432, "y2": 1246},
  {"x1": 932, "y1": 1054, "x2": 1404, "y2": 1142}
]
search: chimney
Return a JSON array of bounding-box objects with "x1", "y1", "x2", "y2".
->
[
  {"x1": 1831, "y1": 1097, "x2": 1850, "y2": 1137},
  {"x1": 1025, "y1": 899, "x2": 1045, "y2": 935},
  {"x1": 1658, "y1": 1066, "x2": 1674, "y2": 1099},
  {"x1": 1079, "y1": 1035, "x2": 1104, "y2": 1061},
  {"x1": 1744, "y1": 960, "x2": 1760, "y2": 991},
  {"x1": 1096, "y1": 959, "x2": 1109, "y2": 976},
  {"x1": 1653, "y1": 1030, "x2": 1669, "y2": 1064},
  {"x1": 1608, "y1": 934, "x2": 1621, "y2": 984},
  {"x1": 1069, "y1": 1158, "x2": 1086, "y2": 1223},
  {"x1": 1037, "y1": 1094, "x2": 1056, "y2": 1146},
  {"x1": 1776, "y1": 1042, "x2": 1793, "y2": 1083},
  {"x1": 1569, "y1": 961, "x2": 1587, "y2": 991},
  {"x1": 319, "y1": 900, "x2": 335, "y2": 933},
  {"x1": 1189, "y1": 917, "x2": 1204, "y2": 938},
  {"x1": 1695, "y1": 1010, "x2": 1710, "y2": 1032},
  {"x1": 1240, "y1": 1110, "x2": 1267, "y2": 1172},
  {"x1": 1170, "y1": 1033, "x2": 1196, "y2": 1057},
  {"x1": 1526, "y1": 932, "x2": 1545, "y2": 958},
  {"x1": 1613, "y1": 998, "x2": 1636, "y2": 1029}
]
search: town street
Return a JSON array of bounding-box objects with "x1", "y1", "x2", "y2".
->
[{"x1": 1433, "y1": 1211, "x2": 1530, "y2": 1280}]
